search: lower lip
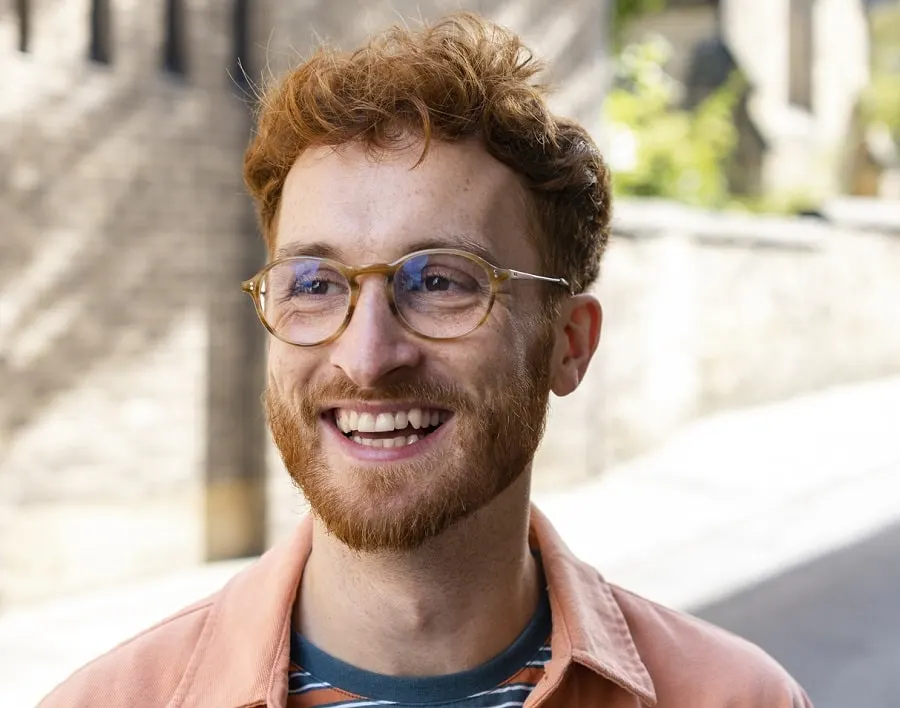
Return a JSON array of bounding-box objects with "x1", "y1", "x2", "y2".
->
[{"x1": 323, "y1": 415, "x2": 453, "y2": 462}]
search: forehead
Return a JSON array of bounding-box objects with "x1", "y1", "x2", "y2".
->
[{"x1": 275, "y1": 139, "x2": 536, "y2": 267}]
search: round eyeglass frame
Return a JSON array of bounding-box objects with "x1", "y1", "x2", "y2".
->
[{"x1": 241, "y1": 248, "x2": 571, "y2": 347}]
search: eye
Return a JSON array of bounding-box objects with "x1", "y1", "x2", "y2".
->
[
  {"x1": 396, "y1": 253, "x2": 489, "y2": 299},
  {"x1": 400, "y1": 266, "x2": 479, "y2": 293},
  {"x1": 423, "y1": 274, "x2": 452, "y2": 292},
  {"x1": 275, "y1": 263, "x2": 348, "y2": 299},
  {"x1": 291, "y1": 277, "x2": 332, "y2": 296}
]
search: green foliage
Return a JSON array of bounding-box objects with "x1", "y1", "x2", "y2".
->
[
  {"x1": 862, "y1": 3, "x2": 900, "y2": 142},
  {"x1": 603, "y1": 37, "x2": 745, "y2": 208},
  {"x1": 612, "y1": 0, "x2": 668, "y2": 46}
]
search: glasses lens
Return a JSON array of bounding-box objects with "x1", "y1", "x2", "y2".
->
[
  {"x1": 261, "y1": 259, "x2": 350, "y2": 345},
  {"x1": 394, "y1": 252, "x2": 493, "y2": 338}
]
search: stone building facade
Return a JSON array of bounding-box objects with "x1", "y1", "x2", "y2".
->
[
  {"x1": 628, "y1": 0, "x2": 872, "y2": 201},
  {"x1": 1, "y1": 0, "x2": 270, "y2": 605}
]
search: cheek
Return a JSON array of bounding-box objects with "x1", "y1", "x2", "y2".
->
[
  {"x1": 267, "y1": 342, "x2": 315, "y2": 393},
  {"x1": 454, "y1": 323, "x2": 526, "y2": 383}
]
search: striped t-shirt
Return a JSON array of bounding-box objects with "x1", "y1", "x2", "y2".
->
[{"x1": 287, "y1": 588, "x2": 552, "y2": 707}]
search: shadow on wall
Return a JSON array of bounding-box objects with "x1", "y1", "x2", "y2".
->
[
  {"x1": 0, "y1": 0, "x2": 264, "y2": 478},
  {"x1": 3, "y1": 83, "x2": 202, "y2": 448}
]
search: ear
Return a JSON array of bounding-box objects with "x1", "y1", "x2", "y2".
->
[{"x1": 550, "y1": 294, "x2": 602, "y2": 397}]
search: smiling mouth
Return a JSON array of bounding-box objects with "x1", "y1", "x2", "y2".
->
[{"x1": 329, "y1": 407, "x2": 451, "y2": 448}]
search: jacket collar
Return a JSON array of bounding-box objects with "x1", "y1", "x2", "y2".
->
[
  {"x1": 529, "y1": 506, "x2": 656, "y2": 705},
  {"x1": 180, "y1": 505, "x2": 655, "y2": 707}
]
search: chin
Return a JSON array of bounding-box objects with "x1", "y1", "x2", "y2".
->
[{"x1": 303, "y1": 465, "x2": 488, "y2": 552}]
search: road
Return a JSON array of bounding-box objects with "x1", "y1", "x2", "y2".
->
[{"x1": 696, "y1": 520, "x2": 900, "y2": 708}]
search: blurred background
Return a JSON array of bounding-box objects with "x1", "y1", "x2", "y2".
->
[{"x1": 1, "y1": 0, "x2": 899, "y2": 705}]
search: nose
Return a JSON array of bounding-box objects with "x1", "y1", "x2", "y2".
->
[{"x1": 328, "y1": 277, "x2": 422, "y2": 388}]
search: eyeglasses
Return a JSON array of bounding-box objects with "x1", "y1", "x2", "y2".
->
[{"x1": 241, "y1": 248, "x2": 570, "y2": 347}]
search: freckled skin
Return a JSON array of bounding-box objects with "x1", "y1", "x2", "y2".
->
[{"x1": 267, "y1": 139, "x2": 558, "y2": 551}]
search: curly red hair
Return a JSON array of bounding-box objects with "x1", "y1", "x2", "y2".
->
[{"x1": 243, "y1": 12, "x2": 610, "y2": 293}]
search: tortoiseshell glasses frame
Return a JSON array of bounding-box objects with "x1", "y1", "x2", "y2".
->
[{"x1": 241, "y1": 248, "x2": 571, "y2": 347}]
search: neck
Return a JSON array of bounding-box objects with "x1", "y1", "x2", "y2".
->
[{"x1": 294, "y1": 472, "x2": 540, "y2": 676}]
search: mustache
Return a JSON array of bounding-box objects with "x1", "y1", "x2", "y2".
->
[{"x1": 270, "y1": 374, "x2": 476, "y2": 422}]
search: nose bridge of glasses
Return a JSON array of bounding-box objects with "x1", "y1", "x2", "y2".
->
[
  {"x1": 346, "y1": 261, "x2": 398, "y2": 284},
  {"x1": 340, "y1": 262, "x2": 401, "y2": 321},
  {"x1": 345, "y1": 262, "x2": 401, "y2": 308}
]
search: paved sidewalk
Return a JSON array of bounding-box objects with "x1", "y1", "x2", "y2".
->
[
  {"x1": 3, "y1": 376, "x2": 899, "y2": 706},
  {"x1": 538, "y1": 376, "x2": 900, "y2": 610}
]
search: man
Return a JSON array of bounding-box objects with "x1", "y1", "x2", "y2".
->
[{"x1": 40, "y1": 13, "x2": 812, "y2": 708}]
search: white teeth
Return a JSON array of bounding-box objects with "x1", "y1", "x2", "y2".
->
[
  {"x1": 374, "y1": 412, "x2": 395, "y2": 432},
  {"x1": 348, "y1": 434, "x2": 424, "y2": 447},
  {"x1": 337, "y1": 407, "x2": 449, "y2": 433},
  {"x1": 357, "y1": 412, "x2": 376, "y2": 433}
]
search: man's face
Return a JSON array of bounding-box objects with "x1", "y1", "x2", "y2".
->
[{"x1": 266, "y1": 139, "x2": 557, "y2": 552}]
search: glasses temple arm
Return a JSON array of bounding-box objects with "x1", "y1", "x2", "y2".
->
[{"x1": 507, "y1": 269, "x2": 571, "y2": 291}]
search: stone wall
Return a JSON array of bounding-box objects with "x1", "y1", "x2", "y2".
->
[{"x1": 529, "y1": 199, "x2": 900, "y2": 489}]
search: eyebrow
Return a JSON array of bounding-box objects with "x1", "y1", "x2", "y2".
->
[
  {"x1": 274, "y1": 234, "x2": 502, "y2": 266},
  {"x1": 405, "y1": 235, "x2": 501, "y2": 266},
  {"x1": 274, "y1": 242, "x2": 342, "y2": 261}
]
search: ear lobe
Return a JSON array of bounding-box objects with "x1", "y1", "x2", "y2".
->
[{"x1": 551, "y1": 295, "x2": 602, "y2": 397}]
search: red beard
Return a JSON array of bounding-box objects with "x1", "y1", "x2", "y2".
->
[{"x1": 266, "y1": 341, "x2": 552, "y2": 552}]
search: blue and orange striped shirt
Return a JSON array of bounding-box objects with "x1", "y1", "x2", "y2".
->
[{"x1": 287, "y1": 589, "x2": 552, "y2": 707}]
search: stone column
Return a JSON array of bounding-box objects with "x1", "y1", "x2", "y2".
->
[{"x1": 201, "y1": 0, "x2": 269, "y2": 561}]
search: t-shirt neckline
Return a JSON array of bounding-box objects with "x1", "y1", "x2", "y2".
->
[{"x1": 290, "y1": 568, "x2": 551, "y2": 704}]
